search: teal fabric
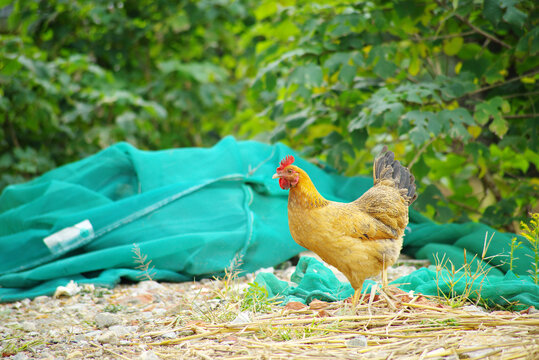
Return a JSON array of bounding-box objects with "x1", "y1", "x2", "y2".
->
[
  {"x1": 1, "y1": 137, "x2": 538, "y2": 309},
  {"x1": 258, "y1": 257, "x2": 538, "y2": 309}
]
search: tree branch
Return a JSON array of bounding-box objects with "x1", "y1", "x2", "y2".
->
[
  {"x1": 411, "y1": 30, "x2": 476, "y2": 42},
  {"x1": 504, "y1": 114, "x2": 538, "y2": 119},
  {"x1": 502, "y1": 91, "x2": 539, "y2": 99},
  {"x1": 432, "y1": 0, "x2": 511, "y2": 49},
  {"x1": 453, "y1": 12, "x2": 511, "y2": 49},
  {"x1": 459, "y1": 69, "x2": 539, "y2": 99}
]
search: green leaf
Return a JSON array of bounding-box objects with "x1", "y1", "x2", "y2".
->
[
  {"x1": 157, "y1": 61, "x2": 228, "y2": 83},
  {"x1": 265, "y1": 72, "x2": 276, "y2": 91},
  {"x1": 412, "y1": 155, "x2": 429, "y2": 180},
  {"x1": 409, "y1": 126, "x2": 430, "y2": 147},
  {"x1": 322, "y1": 131, "x2": 343, "y2": 146},
  {"x1": 489, "y1": 113, "x2": 508, "y2": 138},
  {"x1": 270, "y1": 124, "x2": 286, "y2": 142},
  {"x1": 500, "y1": 0, "x2": 527, "y2": 27},
  {"x1": 404, "y1": 110, "x2": 428, "y2": 126},
  {"x1": 439, "y1": 108, "x2": 474, "y2": 126},
  {"x1": 254, "y1": 2, "x2": 278, "y2": 20},
  {"x1": 274, "y1": 19, "x2": 300, "y2": 41},
  {"x1": 327, "y1": 141, "x2": 354, "y2": 170},
  {"x1": 289, "y1": 64, "x2": 323, "y2": 87},
  {"x1": 373, "y1": 59, "x2": 397, "y2": 79},
  {"x1": 283, "y1": 109, "x2": 309, "y2": 128},
  {"x1": 338, "y1": 64, "x2": 356, "y2": 84},
  {"x1": 483, "y1": 0, "x2": 503, "y2": 26},
  {"x1": 414, "y1": 184, "x2": 444, "y2": 213},
  {"x1": 516, "y1": 27, "x2": 539, "y2": 55},
  {"x1": 350, "y1": 129, "x2": 368, "y2": 149},
  {"x1": 474, "y1": 96, "x2": 507, "y2": 135},
  {"x1": 443, "y1": 37, "x2": 464, "y2": 56},
  {"x1": 324, "y1": 52, "x2": 351, "y2": 74}
]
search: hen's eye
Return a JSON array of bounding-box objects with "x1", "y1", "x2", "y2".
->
[{"x1": 288, "y1": 169, "x2": 292, "y2": 173}]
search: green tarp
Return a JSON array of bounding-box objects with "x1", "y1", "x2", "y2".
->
[{"x1": 1, "y1": 137, "x2": 538, "y2": 308}]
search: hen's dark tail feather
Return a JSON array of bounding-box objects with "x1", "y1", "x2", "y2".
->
[{"x1": 373, "y1": 146, "x2": 417, "y2": 205}]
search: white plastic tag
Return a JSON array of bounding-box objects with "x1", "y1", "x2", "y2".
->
[{"x1": 43, "y1": 220, "x2": 94, "y2": 253}]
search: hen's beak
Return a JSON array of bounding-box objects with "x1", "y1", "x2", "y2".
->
[{"x1": 272, "y1": 173, "x2": 280, "y2": 179}]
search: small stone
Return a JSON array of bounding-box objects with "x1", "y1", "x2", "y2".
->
[
  {"x1": 109, "y1": 325, "x2": 131, "y2": 338},
  {"x1": 230, "y1": 311, "x2": 251, "y2": 325},
  {"x1": 54, "y1": 280, "x2": 81, "y2": 298},
  {"x1": 95, "y1": 312, "x2": 120, "y2": 328},
  {"x1": 462, "y1": 305, "x2": 486, "y2": 314},
  {"x1": 426, "y1": 348, "x2": 447, "y2": 357},
  {"x1": 309, "y1": 299, "x2": 329, "y2": 310},
  {"x1": 39, "y1": 350, "x2": 54, "y2": 359},
  {"x1": 66, "y1": 351, "x2": 84, "y2": 359},
  {"x1": 520, "y1": 306, "x2": 538, "y2": 314},
  {"x1": 21, "y1": 320, "x2": 37, "y2": 332},
  {"x1": 140, "y1": 312, "x2": 153, "y2": 319},
  {"x1": 97, "y1": 330, "x2": 118, "y2": 344},
  {"x1": 345, "y1": 335, "x2": 368, "y2": 348},
  {"x1": 84, "y1": 330, "x2": 102, "y2": 339},
  {"x1": 82, "y1": 284, "x2": 95, "y2": 293},
  {"x1": 11, "y1": 353, "x2": 29, "y2": 360},
  {"x1": 137, "y1": 281, "x2": 165, "y2": 291},
  {"x1": 139, "y1": 350, "x2": 160, "y2": 360},
  {"x1": 316, "y1": 309, "x2": 331, "y2": 317},
  {"x1": 161, "y1": 331, "x2": 177, "y2": 339},
  {"x1": 220, "y1": 335, "x2": 238, "y2": 343},
  {"x1": 151, "y1": 308, "x2": 166, "y2": 316},
  {"x1": 136, "y1": 293, "x2": 154, "y2": 304},
  {"x1": 284, "y1": 301, "x2": 307, "y2": 310}
]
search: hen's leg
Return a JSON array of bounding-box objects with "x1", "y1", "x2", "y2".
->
[
  {"x1": 382, "y1": 267, "x2": 388, "y2": 288},
  {"x1": 351, "y1": 281, "x2": 364, "y2": 307}
]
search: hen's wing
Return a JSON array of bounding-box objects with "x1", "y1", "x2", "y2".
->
[{"x1": 350, "y1": 147, "x2": 417, "y2": 240}]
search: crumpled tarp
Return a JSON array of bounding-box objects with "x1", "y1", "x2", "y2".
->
[
  {"x1": 1, "y1": 137, "x2": 538, "y2": 308},
  {"x1": 255, "y1": 257, "x2": 538, "y2": 309}
]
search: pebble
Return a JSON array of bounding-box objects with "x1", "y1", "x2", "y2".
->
[
  {"x1": 21, "y1": 321, "x2": 37, "y2": 332},
  {"x1": 95, "y1": 312, "x2": 121, "y2": 328},
  {"x1": 84, "y1": 330, "x2": 102, "y2": 339},
  {"x1": 97, "y1": 330, "x2": 118, "y2": 344},
  {"x1": 230, "y1": 311, "x2": 251, "y2": 325},
  {"x1": 33, "y1": 296, "x2": 50, "y2": 304},
  {"x1": 462, "y1": 305, "x2": 486, "y2": 314},
  {"x1": 11, "y1": 353, "x2": 29, "y2": 360},
  {"x1": 66, "y1": 351, "x2": 84, "y2": 359},
  {"x1": 109, "y1": 325, "x2": 136, "y2": 338},
  {"x1": 139, "y1": 351, "x2": 160, "y2": 360},
  {"x1": 161, "y1": 331, "x2": 177, "y2": 339},
  {"x1": 345, "y1": 335, "x2": 368, "y2": 348},
  {"x1": 54, "y1": 280, "x2": 82, "y2": 298},
  {"x1": 137, "y1": 280, "x2": 166, "y2": 292}
]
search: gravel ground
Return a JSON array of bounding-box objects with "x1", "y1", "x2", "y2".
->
[{"x1": 1, "y1": 256, "x2": 537, "y2": 360}]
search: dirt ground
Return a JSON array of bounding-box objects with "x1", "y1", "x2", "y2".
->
[{"x1": 1, "y1": 257, "x2": 538, "y2": 359}]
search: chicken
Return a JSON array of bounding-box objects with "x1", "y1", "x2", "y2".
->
[{"x1": 272, "y1": 148, "x2": 417, "y2": 300}]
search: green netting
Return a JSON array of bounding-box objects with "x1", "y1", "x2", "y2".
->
[{"x1": 1, "y1": 137, "x2": 538, "y2": 308}]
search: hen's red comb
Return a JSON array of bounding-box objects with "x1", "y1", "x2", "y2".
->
[{"x1": 277, "y1": 155, "x2": 295, "y2": 171}]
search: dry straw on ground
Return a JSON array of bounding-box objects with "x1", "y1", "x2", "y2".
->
[{"x1": 1, "y1": 268, "x2": 537, "y2": 360}]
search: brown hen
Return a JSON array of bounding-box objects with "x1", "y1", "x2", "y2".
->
[{"x1": 273, "y1": 148, "x2": 417, "y2": 300}]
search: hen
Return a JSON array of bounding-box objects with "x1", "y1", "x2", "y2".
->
[{"x1": 273, "y1": 148, "x2": 417, "y2": 300}]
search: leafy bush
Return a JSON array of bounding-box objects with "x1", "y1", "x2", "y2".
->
[
  {"x1": 1, "y1": 0, "x2": 538, "y2": 231},
  {"x1": 238, "y1": 0, "x2": 538, "y2": 231},
  {"x1": 0, "y1": 0, "x2": 256, "y2": 188}
]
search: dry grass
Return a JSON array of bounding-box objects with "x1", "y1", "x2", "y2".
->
[{"x1": 133, "y1": 278, "x2": 539, "y2": 360}]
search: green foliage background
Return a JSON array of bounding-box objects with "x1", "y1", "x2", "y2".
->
[{"x1": 1, "y1": 0, "x2": 538, "y2": 232}]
